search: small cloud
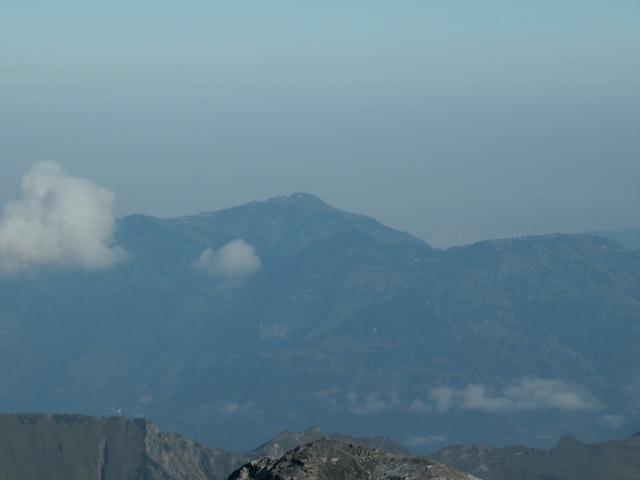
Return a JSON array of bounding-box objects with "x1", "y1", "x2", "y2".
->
[
  {"x1": 403, "y1": 435, "x2": 447, "y2": 448},
  {"x1": 422, "y1": 378, "x2": 600, "y2": 414},
  {"x1": 196, "y1": 239, "x2": 261, "y2": 279},
  {"x1": 222, "y1": 402, "x2": 242, "y2": 415},
  {"x1": 220, "y1": 401, "x2": 256, "y2": 416},
  {"x1": 598, "y1": 414, "x2": 627, "y2": 429},
  {"x1": 0, "y1": 161, "x2": 123, "y2": 273}
]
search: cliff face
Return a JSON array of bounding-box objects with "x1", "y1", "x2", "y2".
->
[
  {"x1": 230, "y1": 438, "x2": 478, "y2": 480},
  {"x1": 0, "y1": 414, "x2": 244, "y2": 480}
]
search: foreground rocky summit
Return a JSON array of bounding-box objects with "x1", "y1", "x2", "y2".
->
[
  {"x1": 230, "y1": 438, "x2": 477, "y2": 480},
  {"x1": 0, "y1": 414, "x2": 243, "y2": 480}
]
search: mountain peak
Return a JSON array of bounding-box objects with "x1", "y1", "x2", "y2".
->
[{"x1": 263, "y1": 192, "x2": 331, "y2": 210}]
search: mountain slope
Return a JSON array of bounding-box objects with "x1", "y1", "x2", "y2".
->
[{"x1": 592, "y1": 227, "x2": 640, "y2": 251}]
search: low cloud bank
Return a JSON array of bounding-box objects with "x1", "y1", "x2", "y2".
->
[
  {"x1": 418, "y1": 378, "x2": 600, "y2": 414},
  {"x1": 196, "y1": 239, "x2": 261, "y2": 278},
  {"x1": 0, "y1": 162, "x2": 123, "y2": 273}
]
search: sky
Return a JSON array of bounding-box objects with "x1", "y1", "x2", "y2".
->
[{"x1": 1, "y1": 1, "x2": 639, "y2": 247}]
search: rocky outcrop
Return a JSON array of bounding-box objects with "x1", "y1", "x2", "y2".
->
[
  {"x1": 0, "y1": 414, "x2": 244, "y2": 480},
  {"x1": 230, "y1": 438, "x2": 478, "y2": 480}
]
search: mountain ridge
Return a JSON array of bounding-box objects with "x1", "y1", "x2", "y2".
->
[
  {"x1": 432, "y1": 432, "x2": 640, "y2": 480},
  {"x1": 1, "y1": 193, "x2": 639, "y2": 450}
]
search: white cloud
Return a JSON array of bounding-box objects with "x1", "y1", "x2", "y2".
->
[
  {"x1": 196, "y1": 239, "x2": 261, "y2": 278},
  {"x1": 220, "y1": 401, "x2": 257, "y2": 416},
  {"x1": 0, "y1": 161, "x2": 123, "y2": 273},
  {"x1": 424, "y1": 378, "x2": 600, "y2": 414}
]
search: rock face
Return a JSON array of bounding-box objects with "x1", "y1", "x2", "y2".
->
[
  {"x1": 431, "y1": 433, "x2": 640, "y2": 480},
  {"x1": 230, "y1": 438, "x2": 478, "y2": 480},
  {"x1": 0, "y1": 414, "x2": 244, "y2": 480}
]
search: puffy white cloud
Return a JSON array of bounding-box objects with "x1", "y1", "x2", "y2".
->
[
  {"x1": 0, "y1": 161, "x2": 123, "y2": 273},
  {"x1": 196, "y1": 239, "x2": 261, "y2": 278},
  {"x1": 423, "y1": 378, "x2": 600, "y2": 414}
]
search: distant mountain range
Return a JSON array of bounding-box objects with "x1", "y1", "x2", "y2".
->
[
  {"x1": 0, "y1": 193, "x2": 639, "y2": 450},
  {"x1": 432, "y1": 432, "x2": 640, "y2": 480}
]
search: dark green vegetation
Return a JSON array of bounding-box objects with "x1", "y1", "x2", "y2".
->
[
  {"x1": 0, "y1": 193, "x2": 639, "y2": 450},
  {"x1": 230, "y1": 438, "x2": 476, "y2": 480},
  {"x1": 432, "y1": 433, "x2": 640, "y2": 480}
]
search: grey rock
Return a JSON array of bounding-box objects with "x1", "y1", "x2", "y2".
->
[{"x1": 230, "y1": 438, "x2": 478, "y2": 480}]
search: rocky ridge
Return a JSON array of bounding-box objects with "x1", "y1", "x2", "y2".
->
[{"x1": 230, "y1": 438, "x2": 478, "y2": 480}]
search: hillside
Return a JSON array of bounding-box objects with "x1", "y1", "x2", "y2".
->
[
  {"x1": 1, "y1": 194, "x2": 639, "y2": 450},
  {"x1": 432, "y1": 433, "x2": 640, "y2": 480},
  {"x1": 593, "y1": 227, "x2": 640, "y2": 251}
]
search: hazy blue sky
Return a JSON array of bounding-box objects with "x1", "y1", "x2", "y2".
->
[{"x1": 2, "y1": 1, "x2": 639, "y2": 246}]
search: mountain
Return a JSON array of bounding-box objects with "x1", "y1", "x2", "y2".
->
[
  {"x1": 593, "y1": 227, "x2": 640, "y2": 251},
  {"x1": 1, "y1": 193, "x2": 640, "y2": 450},
  {"x1": 230, "y1": 438, "x2": 477, "y2": 480},
  {"x1": 0, "y1": 413, "x2": 244, "y2": 480},
  {"x1": 431, "y1": 433, "x2": 640, "y2": 480}
]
